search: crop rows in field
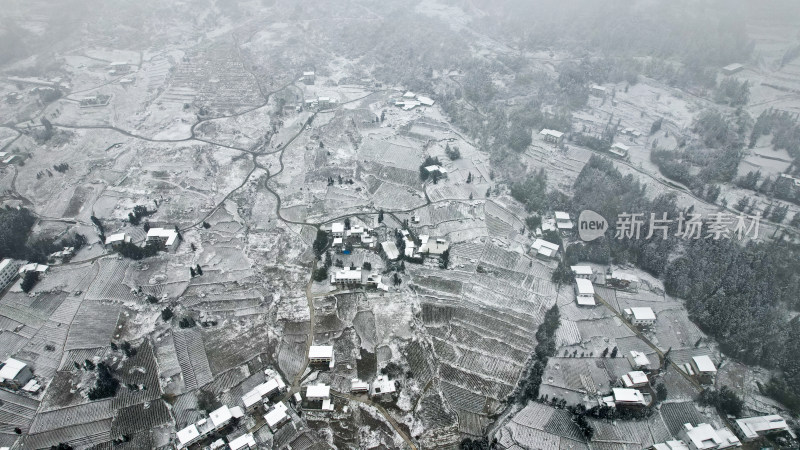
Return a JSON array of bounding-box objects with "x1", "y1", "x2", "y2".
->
[
  {"x1": 17, "y1": 321, "x2": 68, "y2": 379},
  {"x1": 30, "y1": 400, "x2": 114, "y2": 434},
  {"x1": 84, "y1": 259, "x2": 137, "y2": 303},
  {"x1": 277, "y1": 339, "x2": 306, "y2": 382},
  {"x1": 0, "y1": 390, "x2": 38, "y2": 435},
  {"x1": 173, "y1": 328, "x2": 213, "y2": 390},
  {"x1": 112, "y1": 340, "x2": 162, "y2": 409},
  {"x1": 65, "y1": 301, "x2": 121, "y2": 351},
  {"x1": 24, "y1": 418, "x2": 112, "y2": 450},
  {"x1": 358, "y1": 139, "x2": 422, "y2": 171},
  {"x1": 660, "y1": 401, "x2": 708, "y2": 437}
]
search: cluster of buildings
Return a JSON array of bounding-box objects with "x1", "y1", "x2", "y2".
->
[
  {"x1": 304, "y1": 96, "x2": 336, "y2": 110},
  {"x1": 651, "y1": 415, "x2": 796, "y2": 450},
  {"x1": 0, "y1": 258, "x2": 50, "y2": 290},
  {"x1": 348, "y1": 375, "x2": 398, "y2": 401},
  {"x1": 104, "y1": 226, "x2": 180, "y2": 252},
  {"x1": 48, "y1": 246, "x2": 75, "y2": 264},
  {"x1": 379, "y1": 232, "x2": 449, "y2": 262},
  {"x1": 176, "y1": 371, "x2": 289, "y2": 449},
  {"x1": 331, "y1": 222, "x2": 375, "y2": 249},
  {"x1": 779, "y1": 172, "x2": 800, "y2": 188},
  {"x1": 176, "y1": 404, "x2": 243, "y2": 449},
  {"x1": 393, "y1": 91, "x2": 435, "y2": 111}
]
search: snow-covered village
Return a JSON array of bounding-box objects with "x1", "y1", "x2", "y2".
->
[{"x1": 1, "y1": 0, "x2": 800, "y2": 449}]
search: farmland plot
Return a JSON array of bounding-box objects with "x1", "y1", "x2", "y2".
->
[
  {"x1": 0, "y1": 389, "x2": 39, "y2": 436},
  {"x1": 202, "y1": 320, "x2": 274, "y2": 375},
  {"x1": 172, "y1": 327, "x2": 214, "y2": 390},
  {"x1": 84, "y1": 258, "x2": 138, "y2": 303},
  {"x1": 65, "y1": 301, "x2": 122, "y2": 351}
]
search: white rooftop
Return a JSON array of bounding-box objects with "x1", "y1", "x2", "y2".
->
[
  {"x1": 176, "y1": 424, "x2": 200, "y2": 445},
  {"x1": 306, "y1": 383, "x2": 330, "y2": 399},
  {"x1": 681, "y1": 423, "x2": 740, "y2": 450},
  {"x1": 612, "y1": 387, "x2": 646, "y2": 404},
  {"x1": 575, "y1": 278, "x2": 594, "y2": 295},
  {"x1": 628, "y1": 307, "x2": 656, "y2": 321},
  {"x1": 371, "y1": 375, "x2": 397, "y2": 396},
  {"x1": 629, "y1": 350, "x2": 651, "y2": 368},
  {"x1": 653, "y1": 441, "x2": 690, "y2": 450},
  {"x1": 105, "y1": 233, "x2": 128, "y2": 244},
  {"x1": 418, "y1": 96, "x2": 434, "y2": 106},
  {"x1": 622, "y1": 370, "x2": 649, "y2": 387},
  {"x1": 381, "y1": 241, "x2": 400, "y2": 260},
  {"x1": 611, "y1": 271, "x2": 639, "y2": 282},
  {"x1": 351, "y1": 378, "x2": 369, "y2": 391},
  {"x1": 0, "y1": 358, "x2": 27, "y2": 381},
  {"x1": 18, "y1": 263, "x2": 48, "y2": 274},
  {"x1": 309, "y1": 345, "x2": 333, "y2": 359},
  {"x1": 735, "y1": 415, "x2": 795, "y2": 439},
  {"x1": 331, "y1": 268, "x2": 362, "y2": 282},
  {"x1": 228, "y1": 432, "x2": 257, "y2": 450},
  {"x1": 229, "y1": 406, "x2": 244, "y2": 418},
  {"x1": 692, "y1": 355, "x2": 717, "y2": 373},
  {"x1": 571, "y1": 265, "x2": 592, "y2": 275},
  {"x1": 264, "y1": 376, "x2": 285, "y2": 394},
  {"x1": 532, "y1": 239, "x2": 559, "y2": 252},
  {"x1": 147, "y1": 227, "x2": 178, "y2": 245},
  {"x1": 331, "y1": 222, "x2": 344, "y2": 233},
  {"x1": 264, "y1": 402, "x2": 289, "y2": 428},
  {"x1": 612, "y1": 142, "x2": 630, "y2": 151},
  {"x1": 554, "y1": 211, "x2": 570, "y2": 221},
  {"x1": 209, "y1": 405, "x2": 232, "y2": 428},
  {"x1": 539, "y1": 128, "x2": 564, "y2": 138}
]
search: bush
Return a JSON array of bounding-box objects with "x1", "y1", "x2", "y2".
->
[
  {"x1": 697, "y1": 386, "x2": 744, "y2": 417},
  {"x1": 312, "y1": 230, "x2": 329, "y2": 256},
  {"x1": 115, "y1": 241, "x2": 160, "y2": 260},
  {"x1": 161, "y1": 307, "x2": 174, "y2": 322},
  {"x1": 87, "y1": 363, "x2": 119, "y2": 400},
  {"x1": 179, "y1": 316, "x2": 196, "y2": 329},
  {"x1": 313, "y1": 266, "x2": 329, "y2": 282},
  {"x1": 20, "y1": 271, "x2": 40, "y2": 293}
]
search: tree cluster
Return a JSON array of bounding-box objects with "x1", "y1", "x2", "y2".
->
[
  {"x1": 87, "y1": 362, "x2": 119, "y2": 400},
  {"x1": 510, "y1": 305, "x2": 560, "y2": 405}
]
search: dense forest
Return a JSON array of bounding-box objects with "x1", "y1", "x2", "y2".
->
[
  {"x1": 664, "y1": 238, "x2": 800, "y2": 412},
  {"x1": 557, "y1": 156, "x2": 800, "y2": 412},
  {"x1": 0, "y1": 207, "x2": 85, "y2": 263}
]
